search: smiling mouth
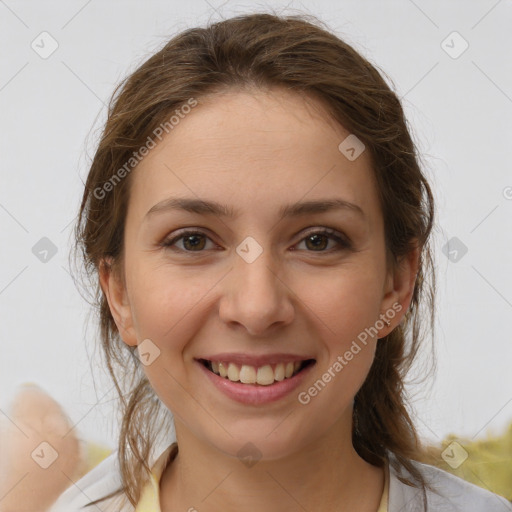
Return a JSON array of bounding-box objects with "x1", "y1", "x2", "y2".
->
[{"x1": 198, "y1": 358, "x2": 316, "y2": 386}]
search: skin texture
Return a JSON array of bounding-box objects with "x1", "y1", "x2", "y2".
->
[{"x1": 100, "y1": 88, "x2": 420, "y2": 512}]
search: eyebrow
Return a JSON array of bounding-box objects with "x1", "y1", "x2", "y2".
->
[{"x1": 144, "y1": 197, "x2": 366, "y2": 222}]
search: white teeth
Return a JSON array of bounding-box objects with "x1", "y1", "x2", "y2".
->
[
  {"x1": 227, "y1": 363, "x2": 240, "y2": 382},
  {"x1": 207, "y1": 359, "x2": 309, "y2": 385},
  {"x1": 239, "y1": 365, "x2": 256, "y2": 384},
  {"x1": 218, "y1": 362, "x2": 228, "y2": 378},
  {"x1": 274, "y1": 363, "x2": 285, "y2": 381},
  {"x1": 256, "y1": 365, "x2": 275, "y2": 386}
]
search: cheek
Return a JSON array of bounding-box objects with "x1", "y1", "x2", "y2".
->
[
  {"x1": 299, "y1": 278, "x2": 380, "y2": 417},
  {"x1": 127, "y1": 267, "x2": 202, "y2": 408},
  {"x1": 128, "y1": 263, "x2": 206, "y2": 343},
  {"x1": 299, "y1": 265, "x2": 383, "y2": 341}
]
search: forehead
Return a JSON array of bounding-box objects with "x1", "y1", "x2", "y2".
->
[{"x1": 128, "y1": 88, "x2": 381, "y2": 227}]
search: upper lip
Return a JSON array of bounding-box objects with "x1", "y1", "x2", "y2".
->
[{"x1": 196, "y1": 353, "x2": 315, "y2": 367}]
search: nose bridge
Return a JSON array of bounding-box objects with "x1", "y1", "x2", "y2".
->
[
  {"x1": 237, "y1": 242, "x2": 279, "y2": 294},
  {"x1": 219, "y1": 236, "x2": 293, "y2": 334},
  {"x1": 234, "y1": 237, "x2": 283, "y2": 305}
]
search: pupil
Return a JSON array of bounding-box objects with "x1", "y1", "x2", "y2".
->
[
  {"x1": 307, "y1": 234, "x2": 327, "y2": 250},
  {"x1": 185, "y1": 235, "x2": 204, "y2": 250}
]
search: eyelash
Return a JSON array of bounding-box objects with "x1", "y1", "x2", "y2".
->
[{"x1": 160, "y1": 228, "x2": 351, "y2": 255}]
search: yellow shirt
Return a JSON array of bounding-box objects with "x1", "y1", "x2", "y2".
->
[{"x1": 135, "y1": 443, "x2": 389, "y2": 512}]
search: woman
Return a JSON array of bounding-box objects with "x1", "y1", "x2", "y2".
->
[{"x1": 49, "y1": 12, "x2": 512, "y2": 512}]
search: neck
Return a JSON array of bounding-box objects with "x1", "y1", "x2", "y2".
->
[{"x1": 159, "y1": 417, "x2": 385, "y2": 512}]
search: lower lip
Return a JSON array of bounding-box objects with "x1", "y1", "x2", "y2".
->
[{"x1": 196, "y1": 360, "x2": 315, "y2": 405}]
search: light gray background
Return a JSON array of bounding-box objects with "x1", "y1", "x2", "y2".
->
[{"x1": 1, "y1": 0, "x2": 511, "y2": 451}]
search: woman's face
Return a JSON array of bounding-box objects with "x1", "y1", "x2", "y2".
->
[{"x1": 101, "y1": 88, "x2": 417, "y2": 460}]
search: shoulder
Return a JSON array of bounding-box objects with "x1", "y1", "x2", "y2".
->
[
  {"x1": 48, "y1": 450, "x2": 132, "y2": 512},
  {"x1": 388, "y1": 454, "x2": 512, "y2": 512}
]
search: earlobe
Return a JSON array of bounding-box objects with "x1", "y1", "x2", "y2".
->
[
  {"x1": 98, "y1": 258, "x2": 138, "y2": 346},
  {"x1": 379, "y1": 244, "x2": 421, "y2": 336}
]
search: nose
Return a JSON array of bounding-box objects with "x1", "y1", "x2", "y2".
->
[{"x1": 218, "y1": 246, "x2": 295, "y2": 336}]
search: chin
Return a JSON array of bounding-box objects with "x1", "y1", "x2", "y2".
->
[{"x1": 202, "y1": 424, "x2": 312, "y2": 464}]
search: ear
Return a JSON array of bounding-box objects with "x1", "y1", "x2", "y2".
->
[
  {"x1": 377, "y1": 243, "x2": 421, "y2": 337},
  {"x1": 98, "y1": 258, "x2": 138, "y2": 347}
]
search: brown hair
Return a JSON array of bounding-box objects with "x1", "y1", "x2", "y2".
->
[{"x1": 73, "y1": 10, "x2": 437, "y2": 509}]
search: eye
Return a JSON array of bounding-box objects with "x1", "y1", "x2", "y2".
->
[
  {"x1": 294, "y1": 228, "x2": 351, "y2": 252},
  {"x1": 161, "y1": 230, "x2": 217, "y2": 252},
  {"x1": 161, "y1": 227, "x2": 351, "y2": 254}
]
